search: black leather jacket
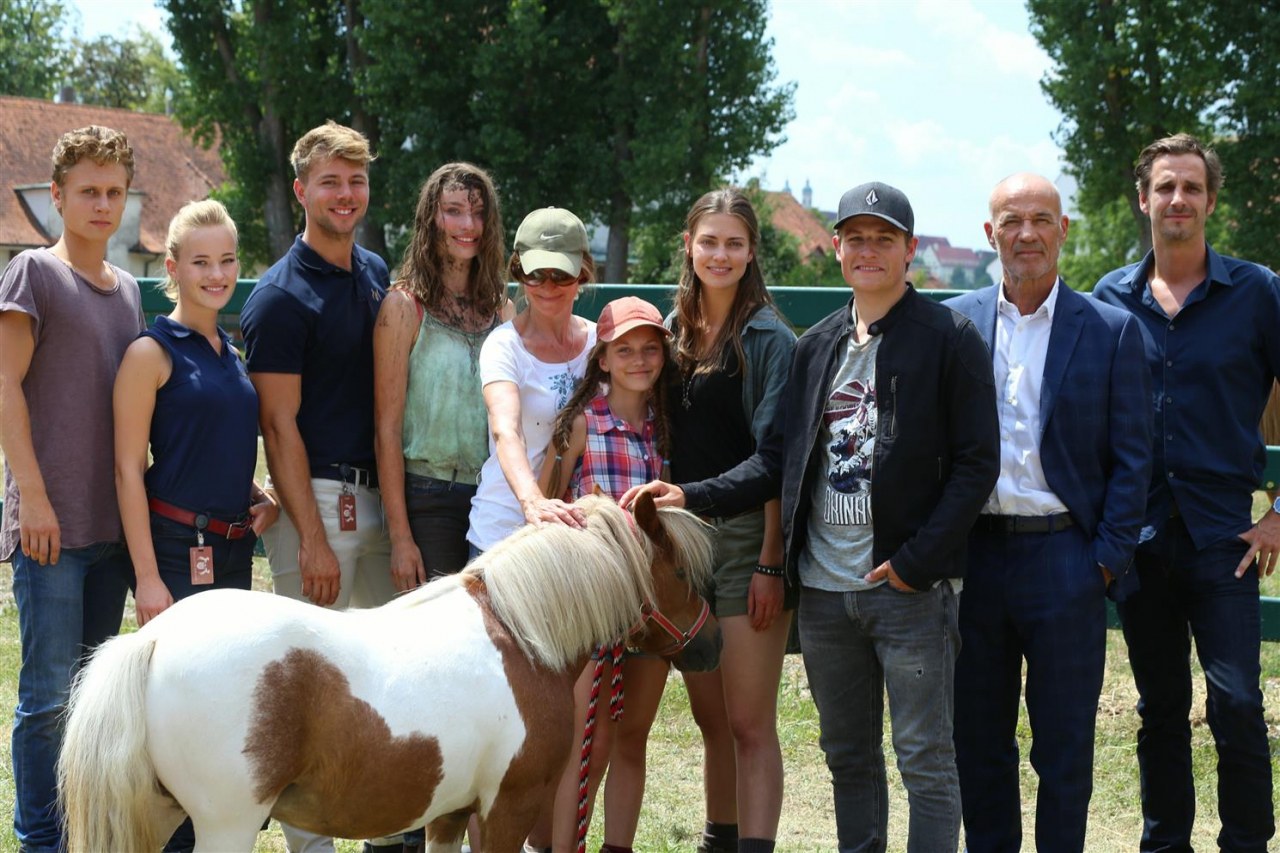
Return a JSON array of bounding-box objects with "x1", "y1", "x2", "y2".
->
[{"x1": 682, "y1": 286, "x2": 999, "y2": 590}]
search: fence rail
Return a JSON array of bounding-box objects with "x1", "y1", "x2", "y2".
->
[{"x1": 138, "y1": 280, "x2": 1280, "y2": 639}]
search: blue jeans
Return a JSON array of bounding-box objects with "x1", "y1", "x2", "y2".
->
[
  {"x1": 1117, "y1": 517, "x2": 1275, "y2": 852},
  {"x1": 405, "y1": 473, "x2": 475, "y2": 580},
  {"x1": 11, "y1": 543, "x2": 132, "y2": 852},
  {"x1": 148, "y1": 513, "x2": 255, "y2": 600},
  {"x1": 799, "y1": 582, "x2": 961, "y2": 853},
  {"x1": 954, "y1": 525, "x2": 1106, "y2": 853}
]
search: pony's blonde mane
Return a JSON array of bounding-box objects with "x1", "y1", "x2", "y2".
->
[
  {"x1": 383, "y1": 572, "x2": 465, "y2": 610},
  {"x1": 654, "y1": 505, "x2": 716, "y2": 593},
  {"x1": 461, "y1": 495, "x2": 655, "y2": 670}
]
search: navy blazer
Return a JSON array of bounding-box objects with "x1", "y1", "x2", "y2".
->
[{"x1": 946, "y1": 282, "x2": 1152, "y2": 600}]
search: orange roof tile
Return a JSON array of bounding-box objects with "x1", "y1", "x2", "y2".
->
[
  {"x1": 763, "y1": 190, "x2": 832, "y2": 261},
  {"x1": 0, "y1": 96, "x2": 225, "y2": 253}
]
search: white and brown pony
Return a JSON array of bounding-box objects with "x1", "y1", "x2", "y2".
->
[{"x1": 57, "y1": 493, "x2": 716, "y2": 852}]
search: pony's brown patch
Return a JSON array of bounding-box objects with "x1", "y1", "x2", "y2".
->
[
  {"x1": 243, "y1": 647, "x2": 442, "y2": 838},
  {"x1": 461, "y1": 574, "x2": 579, "y2": 847}
]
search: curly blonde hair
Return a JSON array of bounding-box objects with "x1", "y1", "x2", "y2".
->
[{"x1": 51, "y1": 125, "x2": 134, "y2": 187}]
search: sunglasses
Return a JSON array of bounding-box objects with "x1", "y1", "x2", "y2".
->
[{"x1": 523, "y1": 268, "x2": 580, "y2": 287}]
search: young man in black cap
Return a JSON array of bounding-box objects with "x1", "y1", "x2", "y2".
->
[{"x1": 624, "y1": 183, "x2": 998, "y2": 852}]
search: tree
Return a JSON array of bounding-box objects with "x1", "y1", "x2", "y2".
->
[
  {"x1": 359, "y1": 0, "x2": 792, "y2": 279},
  {"x1": 1058, "y1": 196, "x2": 1139, "y2": 290},
  {"x1": 1211, "y1": 3, "x2": 1280, "y2": 272},
  {"x1": 594, "y1": 0, "x2": 794, "y2": 281},
  {"x1": 0, "y1": 0, "x2": 67, "y2": 98},
  {"x1": 68, "y1": 29, "x2": 182, "y2": 113},
  {"x1": 1028, "y1": 0, "x2": 1224, "y2": 260},
  {"x1": 1029, "y1": 0, "x2": 1280, "y2": 276},
  {"x1": 164, "y1": 0, "x2": 385, "y2": 264}
]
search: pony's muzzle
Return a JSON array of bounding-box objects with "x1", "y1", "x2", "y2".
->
[{"x1": 670, "y1": 619, "x2": 722, "y2": 672}]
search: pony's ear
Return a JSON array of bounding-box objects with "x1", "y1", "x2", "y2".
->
[
  {"x1": 592, "y1": 484, "x2": 605, "y2": 498},
  {"x1": 632, "y1": 491, "x2": 666, "y2": 545}
]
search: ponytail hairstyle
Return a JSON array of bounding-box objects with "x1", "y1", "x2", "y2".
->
[
  {"x1": 673, "y1": 188, "x2": 776, "y2": 377},
  {"x1": 160, "y1": 199, "x2": 238, "y2": 302},
  {"x1": 544, "y1": 334, "x2": 677, "y2": 499}
]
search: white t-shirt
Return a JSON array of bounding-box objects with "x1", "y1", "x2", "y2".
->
[{"x1": 467, "y1": 319, "x2": 597, "y2": 551}]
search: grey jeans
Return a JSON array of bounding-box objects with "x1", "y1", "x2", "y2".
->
[{"x1": 799, "y1": 582, "x2": 961, "y2": 853}]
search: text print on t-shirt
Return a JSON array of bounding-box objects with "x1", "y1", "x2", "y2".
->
[{"x1": 823, "y1": 378, "x2": 876, "y2": 526}]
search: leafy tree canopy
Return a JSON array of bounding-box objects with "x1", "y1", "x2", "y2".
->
[
  {"x1": 0, "y1": 0, "x2": 68, "y2": 98},
  {"x1": 1029, "y1": 0, "x2": 1280, "y2": 276}
]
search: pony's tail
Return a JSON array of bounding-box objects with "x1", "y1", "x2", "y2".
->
[{"x1": 58, "y1": 631, "x2": 162, "y2": 853}]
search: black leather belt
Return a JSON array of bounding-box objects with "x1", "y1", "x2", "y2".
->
[{"x1": 976, "y1": 513, "x2": 1075, "y2": 534}]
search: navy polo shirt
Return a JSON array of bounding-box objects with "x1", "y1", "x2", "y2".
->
[
  {"x1": 144, "y1": 315, "x2": 259, "y2": 518},
  {"x1": 1093, "y1": 245, "x2": 1280, "y2": 550},
  {"x1": 241, "y1": 236, "x2": 388, "y2": 470}
]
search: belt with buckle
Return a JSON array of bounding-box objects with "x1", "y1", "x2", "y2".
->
[
  {"x1": 976, "y1": 513, "x2": 1075, "y2": 535},
  {"x1": 311, "y1": 463, "x2": 378, "y2": 489},
  {"x1": 148, "y1": 497, "x2": 253, "y2": 539}
]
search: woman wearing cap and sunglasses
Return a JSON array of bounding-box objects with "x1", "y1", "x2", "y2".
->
[{"x1": 465, "y1": 206, "x2": 597, "y2": 555}]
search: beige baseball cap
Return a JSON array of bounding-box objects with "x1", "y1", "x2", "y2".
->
[{"x1": 514, "y1": 207, "x2": 589, "y2": 276}]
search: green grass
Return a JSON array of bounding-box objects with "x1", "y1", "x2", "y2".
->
[{"x1": 0, "y1": 508, "x2": 1275, "y2": 850}]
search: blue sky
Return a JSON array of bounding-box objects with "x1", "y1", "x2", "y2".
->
[{"x1": 69, "y1": 0, "x2": 1067, "y2": 250}]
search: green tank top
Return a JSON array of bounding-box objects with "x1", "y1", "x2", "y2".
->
[{"x1": 402, "y1": 308, "x2": 498, "y2": 486}]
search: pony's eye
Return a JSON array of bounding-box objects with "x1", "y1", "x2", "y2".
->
[{"x1": 674, "y1": 567, "x2": 688, "y2": 581}]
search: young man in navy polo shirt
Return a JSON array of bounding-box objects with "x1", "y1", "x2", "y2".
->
[
  {"x1": 241, "y1": 121, "x2": 400, "y2": 853},
  {"x1": 1093, "y1": 133, "x2": 1277, "y2": 853}
]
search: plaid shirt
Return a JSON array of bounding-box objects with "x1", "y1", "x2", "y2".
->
[{"x1": 570, "y1": 394, "x2": 663, "y2": 501}]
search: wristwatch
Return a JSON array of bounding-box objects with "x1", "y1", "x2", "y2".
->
[{"x1": 1271, "y1": 495, "x2": 1280, "y2": 515}]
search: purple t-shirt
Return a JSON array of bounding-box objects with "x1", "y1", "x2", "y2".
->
[{"x1": 0, "y1": 248, "x2": 144, "y2": 560}]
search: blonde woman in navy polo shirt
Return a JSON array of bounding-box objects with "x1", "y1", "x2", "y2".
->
[
  {"x1": 113, "y1": 199, "x2": 277, "y2": 851},
  {"x1": 114, "y1": 199, "x2": 277, "y2": 619}
]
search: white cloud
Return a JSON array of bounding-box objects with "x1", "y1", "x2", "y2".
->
[{"x1": 911, "y1": 0, "x2": 1049, "y2": 78}]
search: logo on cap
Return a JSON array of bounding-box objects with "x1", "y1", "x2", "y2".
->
[{"x1": 866, "y1": 189, "x2": 879, "y2": 206}]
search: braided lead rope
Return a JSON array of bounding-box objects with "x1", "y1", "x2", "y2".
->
[
  {"x1": 577, "y1": 640, "x2": 627, "y2": 853},
  {"x1": 608, "y1": 639, "x2": 626, "y2": 721},
  {"x1": 577, "y1": 645, "x2": 605, "y2": 853}
]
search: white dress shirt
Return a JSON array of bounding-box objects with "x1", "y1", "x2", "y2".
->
[{"x1": 983, "y1": 280, "x2": 1069, "y2": 516}]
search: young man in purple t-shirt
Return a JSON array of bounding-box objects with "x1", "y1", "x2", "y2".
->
[{"x1": 0, "y1": 125, "x2": 144, "y2": 853}]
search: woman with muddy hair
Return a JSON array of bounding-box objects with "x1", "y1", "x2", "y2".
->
[{"x1": 374, "y1": 162, "x2": 513, "y2": 591}]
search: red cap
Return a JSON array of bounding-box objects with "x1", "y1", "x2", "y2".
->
[{"x1": 596, "y1": 296, "x2": 670, "y2": 343}]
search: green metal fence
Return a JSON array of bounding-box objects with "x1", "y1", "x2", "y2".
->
[{"x1": 139, "y1": 280, "x2": 1280, "y2": 639}]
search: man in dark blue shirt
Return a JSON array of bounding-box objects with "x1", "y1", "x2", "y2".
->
[
  {"x1": 240, "y1": 121, "x2": 399, "y2": 853},
  {"x1": 1093, "y1": 133, "x2": 1278, "y2": 853}
]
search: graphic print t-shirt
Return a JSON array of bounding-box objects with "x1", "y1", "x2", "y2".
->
[{"x1": 800, "y1": 331, "x2": 881, "y2": 591}]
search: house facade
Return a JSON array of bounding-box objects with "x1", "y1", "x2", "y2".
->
[{"x1": 0, "y1": 96, "x2": 226, "y2": 279}]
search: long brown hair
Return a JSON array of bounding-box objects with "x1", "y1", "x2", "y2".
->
[
  {"x1": 673, "y1": 188, "x2": 775, "y2": 376},
  {"x1": 545, "y1": 336, "x2": 675, "y2": 499},
  {"x1": 396, "y1": 162, "x2": 506, "y2": 318}
]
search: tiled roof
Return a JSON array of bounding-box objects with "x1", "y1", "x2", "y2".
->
[
  {"x1": 931, "y1": 244, "x2": 983, "y2": 267},
  {"x1": 915, "y1": 235, "x2": 951, "y2": 254},
  {"x1": 763, "y1": 190, "x2": 833, "y2": 260},
  {"x1": 0, "y1": 96, "x2": 225, "y2": 253}
]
